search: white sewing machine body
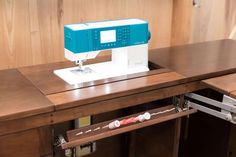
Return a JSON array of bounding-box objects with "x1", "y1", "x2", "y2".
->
[{"x1": 54, "y1": 19, "x2": 151, "y2": 85}]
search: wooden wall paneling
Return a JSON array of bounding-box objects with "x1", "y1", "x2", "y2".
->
[
  {"x1": 63, "y1": 0, "x2": 126, "y2": 22},
  {"x1": 226, "y1": 0, "x2": 236, "y2": 39},
  {"x1": 0, "y1": 0, "x2": 173, "y2": 70},
  {"x1": 225, "y1": 1, "x2": 236, "y2": 37},
  {"x1": 0, "y1": 0, "x2": 11, "y2": 69},
  {"x1": 123, "y1": 0, "x2": 173, "y2": 49},
  {"x1": 1, "y1": 0, "x2": 32, "y2": 69},
  {"x1": 0, "y1": 0, "x2": 64, "y2": 69},
  {"x1": 171, "y1": 0, "x2": 193, "y2": 46},
  {"x1": 0, "y1": 0, "x2": 26, "y2": 69},
  {"x1": 171, "y1": 0, "x2": 236, "y2": 45},
  {"x1": 63, "y1": 0, "x2": 173, "y2": 50},
  {"x1": 63, "y1": 0, "x2": 127, "y2": 57},
  {"x1": 0, "y1": 1, "x2": 9, "y2": 70},
  {"x1": 2, "y1": 0, "x2": 236, "y2": 69},
  {"x1": 189, "y1": 0, "x2": 227, "y2": 43},
  {"x1": 189, "y1": 0, "x2": 236, "y2": 43},
  {"x1": 31, "y1": 0, "x2": 64, "y2": 64},
  {"x1": 28, "y1": 0, "x2": 42, "y2": 65}
]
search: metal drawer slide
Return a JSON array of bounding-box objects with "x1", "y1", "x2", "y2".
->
[{"x1": 185, "y1": 93, "x2": 236, "y2": 124}]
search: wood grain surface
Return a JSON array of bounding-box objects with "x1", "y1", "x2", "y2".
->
[
  {"x1": 47, "y1": 72, "x2": 185, "y2": 109},
  {"x1": 0, "y1": 0, "x2": 173, "y2": 70},
  {"x1": 0, "y1": 112, "x2": 52, "y2": 136},
  {"x1": 20, "y1": 39, "x2": 236, "y2": 97},
  {"x1": 0, "y1": 81, "x2": 203, "y2": 136},
  {"x1": 1, "y1": 0, "x2": 236, "y2": 70},
  {"x1": 171, "y1": 0, "x2": 192, "y2": 46},
  {"x1": 3, "y1": 39, "x2": 236, "y2": 125},
  {"x1": 170, "y1": 0, "x2": 236, "y2": 45},
  {"x1": 19, "y1": 57, "x2": 170, "y2": 95},
  {"x1": 149, "y1": 40, "x2": 236, "y2": 80},
  {"x1": 51, "y1": 81, "x2": 204, "y2": 124},
  {"x1": 0, "y1": 69, "x2": 53, "y2": 121},
  {"x1": 202, "y1": 73, "x2": 236, "y2": 95},
  {"x1": 62, "y1": 105, "x2": 196, "y2": 149},
  {"x1": 0, "y1": 126, "x2": 52, "y2": 157},
  {"x1": 230, "y1": 91, "x2": 236, "y2": 100},
  {"x1": 190, "y1": 0, "x2": 236, "y2": 43}
]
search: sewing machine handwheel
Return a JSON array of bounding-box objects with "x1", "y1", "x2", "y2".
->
[{"x1": 148, "y1": 30, "x2": 151, "y2": 41}]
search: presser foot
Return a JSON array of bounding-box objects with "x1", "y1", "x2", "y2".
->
[
  {"x1": 72, "y1": 67, "x2": 94, "y2": 74},
  {"x1": 73, "y1": 60, "x2": 95, "y2": 75}
]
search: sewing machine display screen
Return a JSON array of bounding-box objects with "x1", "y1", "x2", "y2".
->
[{"x1": 100, "y1": 30, "x2": 116, "y2": 43}]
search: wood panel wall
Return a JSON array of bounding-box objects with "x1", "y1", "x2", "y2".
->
[
  {"x1": 171, "y1": 0, "x2": 192, "y2": 46},
  {"x1": 189, "y1": 0, "x2": 236, "y2": 43},
  {"x1": 171, "y1": 0, "x2": 236, "y2": 46},
  {"x1": 0, "y1": 0, "x2": 173, "y2": 70},
  {"x1": 1, "y1": 0, "x2": 236, "y2": 70}
]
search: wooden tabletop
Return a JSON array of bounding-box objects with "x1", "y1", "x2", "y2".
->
[
  {"x1": 18, "y1": 57, "x2": 167, "y2": 95},
  {"x1": 230, "y1": 91, "x2": 236, "y2": 99},
  {"x1": 18, "y1": 61, "x2": 77, "y2": 95},
  {"x1": 0, "y1": 69, "x2": 54, "y2": 121},
  {"x1": 18, "y1": 56, "x2": 113, "y2": 95},
  {"x1": 20, "y1": 39, "x2": 236, "y2": 97},
  {"x1": 19, "y1": 39, "x2": 236, "y2": 111},
  {"x1": 149, "y1": 39, "x2": 236, "y2": 80},
  {"x1": 3, "y1": 39, "x2": 236, "y2": 121},
  {"x1": 202, "y1": 73, "x2": 236, "y2": 98}
]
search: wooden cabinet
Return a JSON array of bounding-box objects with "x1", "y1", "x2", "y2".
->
[{"x1": 0, "y1": 127, "x2": 52, "y2": 157}]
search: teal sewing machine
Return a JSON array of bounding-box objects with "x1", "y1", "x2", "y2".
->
[{"x1": 54, "y1": 19, "x2": 151, "y2": 84}]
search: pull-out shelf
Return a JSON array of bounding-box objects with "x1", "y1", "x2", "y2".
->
[
  {"x1": 61, "y1": 105, "x2": 196, "y2": 149},
  {"x1": 202, "y1": 73, "x2": 236, "y2": 99}
]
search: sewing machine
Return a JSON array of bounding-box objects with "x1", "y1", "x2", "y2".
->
[{"x1": 54, "y1": 19, "x2": 151, "y2": 84}]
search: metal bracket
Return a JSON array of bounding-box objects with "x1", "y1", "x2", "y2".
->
[
  {"x1": 55, "y1": 135, "x2": 72, "y2": 157},
  {"x1": 173, "y1": 96, "x2": 182, "y2": 112},
  {"x1": 173, "y1": 95, "x2": 189, "y2": 112},
  {"x1": 185, "y1": 93, "x2": 236, "y2": 124}
]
